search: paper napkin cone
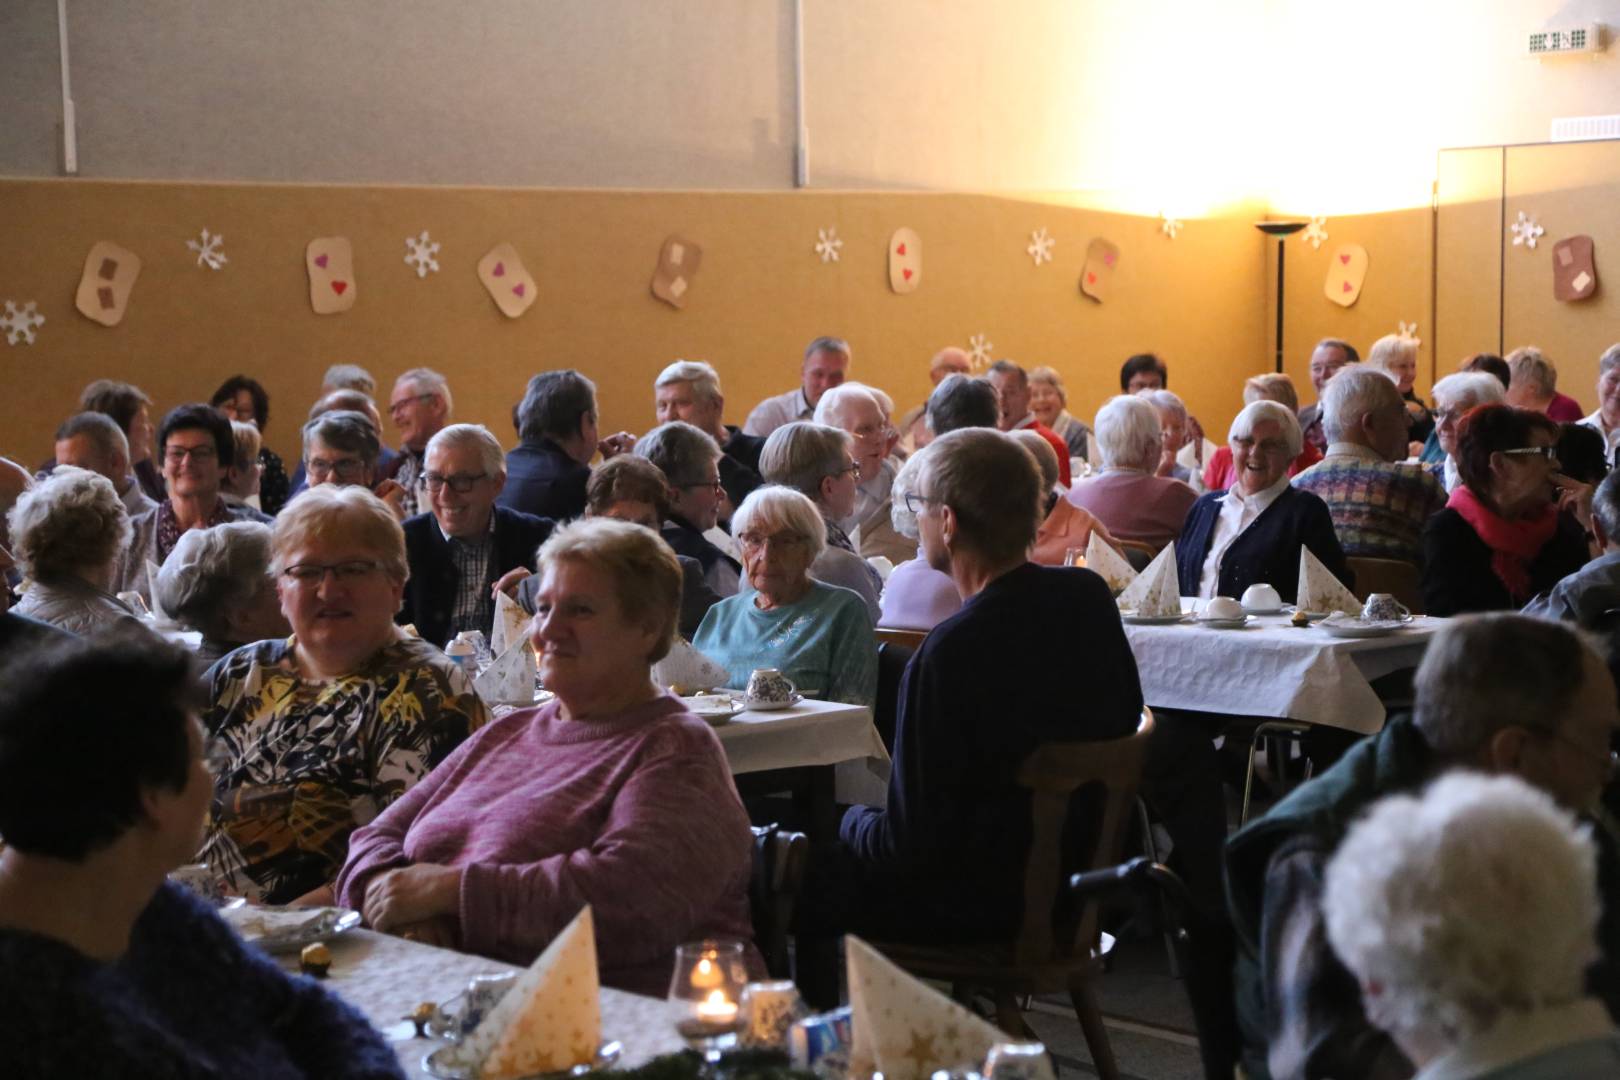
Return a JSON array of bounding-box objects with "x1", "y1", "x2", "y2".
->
[
  {"x1": 845, "y1": 936, "x2": 1006, "y2": 1080},
  {"x1": 491, "y1": 589, "x2": 532, "y2": 658},
  {"x1": 144, "y1": 559, "x2": 166, "y2": 617},
  {"x1": 652, "y1": 638, "x2": 730, "y2": 694},
  {"x1": 443, "y1": 906, "x2": 601, "y2": 1078},
  {"x1": 1085, "y1": 534, "x2": 1137, "y2": 595},
  {"x1": 1296, "y1": 547, "x2": 1360, "y2": 615},
  {"x1": 1118, "y1": 543, "x2": 1180, "y2": 616},
  {"x1": 474, "y1": 640, "x2": 538, "y2": 706}
]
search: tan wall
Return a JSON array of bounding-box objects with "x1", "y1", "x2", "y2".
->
[{"x1": 0, "y1": 178, "x2": 1267, "y2": 469}]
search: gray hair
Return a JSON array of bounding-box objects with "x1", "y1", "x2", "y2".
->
[
  {"x1": 1601, "y1": 343, "x2": 1620, "y2": 376},
  {"x1": 322, "y1": 363, "x2": 376, "y2": 396},
  {"x1": 919, "y1": 428, "x2": 1042, "y2": 563},
  {"x1": 654, "y1": 360, "x2": 722, "y2": 404},
  {"x1": 302, "y1": 410, "x2": 380, "y2": 467},
  {"x1": 1506, "y1": 346, "x2": 1557, "y2": 396},
  {"x1": 153, "y1": 521, "x2": 273, "y2": 640},
  {"x1": 927, "y1": 374, "x2": 999, "y2": 435},
  {"x1": 1414, "y1": 614, "x2": 1599, "y2": 759},
  {"x1": 1322, "y1": 366, "x2": 1403, "y2": 444},
  {"x1": 518, "y1": 370, "x2": 596, "y2": 444},
  {"x1": 1229, "y1": 400, "x2": 1304, "y2": 458},
  {"x1": 1009, "y1": 429, "x2": 1060, "y2": 491},
  {"x1": 804, "y1": 336, "x2": 851, "y2": 363},
  {"x1": 426, "y1": 423, "x2": 506, "y2": 479},
  {"x1": 731, "y1": 485, "x2": 828, "y2": 564},
  {"x1": 634, "y1": 421, "x2": 720, "y2": 487},
  {"x1": 54, "y1": 412, "x2": 129, "y2": 470},
  {"x1": 7, "y1": 467, "x2": 130, "y2": 581},
  {"x1": 1028, "y1": 366, "x2": 1068, "y2": 405},
  {"x1": 813, "y1": 382, "x2": 886, "y2": 429},
  {"x1": 1431, "y1": 372, "x2": 1505, "y2": 412},
  {"x1": 889, "y1": 445, "x2": 930, "y2": 540},
  {"x1": 1136, "y1": 388, "x2": 1187, "y2": 423},
  {"x1": 1094, "y1": 394, "x2": 1163, "y2": 470},
  {"x1": 395, "y1": 367, "x2": 453, "y2": 414},
  {"x1": 1597, "y1": 471, "x2": 1620, "y2": 546},
  {"x1": 1367, "y1": 334, "x2": 1418, "y2": 374},
  {"x1": 1324, "y1": 772, "x2": 1598, "y2": 1045},
  {"x1": 759, "y1": 422, "x2": 851, "y2": 501},
  {"x1": 1243, "y1": 373, "x2": 1300, "y2": 412}
]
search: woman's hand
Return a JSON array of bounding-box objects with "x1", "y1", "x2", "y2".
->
[
  {"x1": 372, "y1": 479, "x2": 409, "y2": 520},
  {"x1": 597, "y1": 432, "x2": 637, "y2": 459},
  {"x1": 1553, "y1": 473, "x2": 1595, "y2": 530},
  {"x1": 491, "y1": 566, "x2": 532, "y2": 599},
  {"x1": 361, "y1": 863, "x2": 462, "y2": 932},
  {"x1": 392, "y1": 917, "x2": 459, "y2": 949}
]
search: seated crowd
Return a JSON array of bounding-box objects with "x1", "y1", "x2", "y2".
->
[{"x1": 4, "y1": 334, "x2": 1620, "y2": 1079}]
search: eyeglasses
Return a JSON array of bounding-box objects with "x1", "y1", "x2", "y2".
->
[
  {"x1": 737, "y1": 531, "x2": 809, "y2": 552},
  {"x1": 423, "y1": 472, "x2": 488, "y2": 493},
  {"x1": 164, "y1": 445, "x2": 218, "y2": 464},
  {"x1": 306, "y1": 457, "x2": 367, "y2": 480},
  {"x1": 851, "y1": 423, "x2": 894, "y2": 442},
  {"x1": 1231, "y1": 436, "x2": 1292, "y2": 458},
  {"x1": 677, "y1": 478, "x2": 725, "y2": 495},
  {"x1": 280, "y1": 559, "x2": 385, "y2": 586},
  {"x1": 902, "y1": 491, "x2": 940, "y2": 514},
  {"x1": 388, "y1": 393, "x2": 436, "y2": 418},
  {"x1": 1528, "y1": 726, "x2": 1620, "y2": 776},
  {"x1": 1502, "y1": 446, "x2": 1559, "y2": 461},
  {"x1": 833, "y1": 461, "x2": 863, "y2": 481}
]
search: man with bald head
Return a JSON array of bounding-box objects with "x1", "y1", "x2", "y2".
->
[{"x1": 899, "y1": 346, "x2": 974, "y2": 452}]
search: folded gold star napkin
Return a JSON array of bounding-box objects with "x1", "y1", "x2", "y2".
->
[{"x1": 845, "y1": 936, "x2": 1007, "y2": 1080}]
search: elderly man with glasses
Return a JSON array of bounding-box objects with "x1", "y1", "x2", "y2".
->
[
  {"x1": 813, "y1": 383, "x2": 916, "y2": 564},
  {"x1": 387, "y1": 367, "x2": 453, "y2": 517},
  {"x1": 399, "y1": 424, "x2": 554, "y2": 648}
]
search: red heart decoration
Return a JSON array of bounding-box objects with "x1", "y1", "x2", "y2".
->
[
  {"x1": 1339, "y1": 253, "x2": 1350, "y2": 265},
  {"x1": 896, "y1": 243, "x2": 907, "y2": 256},
  {"x1": 512, "y1": 283, "x2": 526, "y2": 297},
  {"x1": 1342, "y1": 281, "x2": 1352, "y2": 293},
  {"x1": 493, "y1": 262, "x2": 506, "y2": 277},
  {"x1": 331, "y1": 281, "x2": 347, "y2": 295},
  {"x1": 902, "y1": 268, "x2": 913, "y2": 281},
  {"x1": 1104, "y1": 252, "x2": 1115, "y2": 266},
  {"x1": 1087, "y1": 272, "x2": 1096, "y2": 284},
  {"x1": 314, "y1": 254, "x2": 329, "y2": 269}
]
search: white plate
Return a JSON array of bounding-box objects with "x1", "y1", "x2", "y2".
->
[
  {"x1": 1240, "y1": 604, "x2": 1285, "y2": 615},
  {"x1": 680, "y1": 694, "x2": 746, "y2": 724},
  {"x1": 223, "y1": 905, "x2": 362, "y2": 954},
  {"x1": 424, "y1": 1040, "x2": 622, "y2": 1079},
  {"x1": 1319, "y1": 618, "x2": 1409, "y2": 638},
  {"x1": 1120, "y1": 612, "x2": 1190, "y2": 625},
  {"x1": 1197, "y1": 616, "x2": 1252, "y2": 629}
]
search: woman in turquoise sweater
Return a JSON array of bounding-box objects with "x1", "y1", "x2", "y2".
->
[{"x1": 694, "y1": 485, "x2": 878, "y2": 708}]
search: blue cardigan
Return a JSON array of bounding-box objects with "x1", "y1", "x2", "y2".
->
[{"x1": 1175, "y1": 485, "x2": 1353, "y2": 602}]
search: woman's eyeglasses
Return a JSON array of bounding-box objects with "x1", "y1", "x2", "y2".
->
[
  {"x1": 280, "y1": 560, "x2": 385, "y2": 586},
  {"x1": 1501, "y1": 446, "x2": 1559, "y2": 461},
  {"x1": 677, "y1": 478, "x2": 725, "y2": 495}
]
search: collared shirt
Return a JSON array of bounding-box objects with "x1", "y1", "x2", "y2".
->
[
  {"x1": 847, "y1": 456, "x2": 897, "y2": 534},
  {"x1": 1198, "y1": 473, "x2": 1291, "y2": 598},
  {"x1": 742, "y1": 387, "x2": 814, "y2": 437},
  {"x1": 439, "y1": 512, "x2": 495, "y2": 639},
  {"x1": 1580, "y1": 409, "x2": 1620, "y2": 468},
  {"x1": 394, "y1": 447, "x2": 427, "y2": 518}
]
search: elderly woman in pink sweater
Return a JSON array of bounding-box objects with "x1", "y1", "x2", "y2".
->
[{"x1": 335, "y1": 518, "x2": 758, "y2": 994}]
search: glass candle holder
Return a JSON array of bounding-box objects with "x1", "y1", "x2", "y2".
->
[{"x1": 669, "y1": 940, "x2": 748, "y2": 1059}]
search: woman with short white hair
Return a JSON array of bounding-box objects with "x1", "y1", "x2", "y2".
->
[
  {"x1": 152, "y1": 521, "x2": 290, "y2": 668},
  {"x1": 1176, "y1": 401, "x2": 1351, "y2": 601},
  {"x1": 1324, "y1": 772, "x2": 1620, "y2": 1079},
  {"x1": 1426, "y1": 371, "x2": 1507, "y2": 490},
  {"x1": 1027, "y1": 366, "x2": 1091, "y2": 459},
  {"x1": 1065, "y1": 395, "x2": 1198, "y2": 549},
  {"x1": 694, "y1": 486, "x2": 878, "y2": 707},
  {"x1": 1203, "y1": 373, "x2": 1325, "y2": 490},
  {"x1": 1368, "y1": 333, "x2": 1435, "y2": 445},
  {"x1": 8, "y1": 467, "x2": 137, "y2": 634}
]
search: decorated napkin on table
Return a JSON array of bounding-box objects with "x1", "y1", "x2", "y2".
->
[
  {"x1": 653, "y1": 638, "x2": 729, "y2": 695},
  {"x1": 145, "y1": 558, "x2": 167, "y2": 617},
  {"x1": 474, "y1": 639, "x2": 538, "y2": 706},
  {"x1": 490, "y1": 589, "x2": 532, "y2": 658},
  {"x1": 1085, "y1": 533, "x2": 1137, "y2": 595},
  {"x1": 1296, "y1": 547, "x2": 1360, "y2": 615},
  {"x1": 440, "y1": 906, "x2": 602, "y2": 1078},
  {"x1": 1117, "y1": 543, "x2": 1180, "y2": 616},
  {"x1": 845, "y1": 936, "x2": 1007, "y2": 1080}
]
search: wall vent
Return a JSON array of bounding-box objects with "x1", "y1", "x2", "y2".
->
[
  {"x1": 1528, "y1": 23, "x2": 1606, "y2": 56},
  {"x1": 1551, "y1": 114, "x2": 1620, "y2": 142}
]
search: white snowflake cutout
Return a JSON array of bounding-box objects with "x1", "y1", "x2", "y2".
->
[
  {"x1": 1302, "y1": 216, "x2": 1328, "y2": 249},
  {"x1": 814, "y1": 227, "x2": 843, "y2": 263},
  {"x1": 186, "y1": 229, "x2": 227, "y2": 270},
  {"x1": 1160, "y1": 216, "x2": 1183, "y2": 240},
  {"x1": 1397, "y1": 321, "x2": 1421, "y2": 347},
  {"x1": 967, "y1": 333, "x2": 994, "y2": 370},
  {"x1": 404, "y1": 231, "x2": 441, "y2": 277},
  {"x1": 1, "y1": 300, "x2": 45, "y2": 346},
  {"x1": 1511, "y1": 211, "x2": 1544, "y2": 250},
  {"x1": 1027, "y1": 227, "x2": 1055, "y2": 265}
]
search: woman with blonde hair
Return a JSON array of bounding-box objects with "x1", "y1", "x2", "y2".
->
[
  {"x1": 1027, "y1": 366, "x2": 1091, "y2": 459},
  {"x1": 1368, "y1": 333, "x2": 1435, "y2": 447},
  {"x1": 8, "y1": 467, "x2": 137, "y2": 634}
]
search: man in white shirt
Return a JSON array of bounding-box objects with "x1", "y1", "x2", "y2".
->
[
  {"x1": 1578, "y1": 342, "x2": 1620, "y2": 469},
  {"x1": 743, "y1": 336, "x2": 851, "y2": 437}
]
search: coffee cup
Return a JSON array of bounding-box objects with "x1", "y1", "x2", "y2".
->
[
  {"x1": 1362, "y1": 593, "x2": 1411, "y2": 622},
  {"x1": 460, "y1": 971, "x2": 519, "y2": 1035},
  {"x1": 745, "y1": 668, "x2": 796, "y2": 707},
  {"x1": 1240, "y1": 583, "x2": 1282, "y2": 612}
]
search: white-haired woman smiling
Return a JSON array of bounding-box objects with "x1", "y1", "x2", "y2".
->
[
  {"x1": 152, "y1": 521, "x2": 291, "y2": 668},
  {"x1": 1176, "y1": 401, "x2": 1350, "y2": 601},
  {"x1": 694, "y1": 486, "x2": 878, "y2": 707},
  {"x1": 7, "y1": 467, "x2": 137, "y2": 634},
  {"x1": 1426, "y1": 371, "x2": 1507, "y2": 491},
  {"x1": 1323, "y1": 772, "x2": 1620, "y2": 1079}
]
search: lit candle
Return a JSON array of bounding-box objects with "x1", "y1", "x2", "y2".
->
[
  {"x1": 689, "y1": 956, "x2": 723, "y2": 990},
  {"x1": 695, "y1": 989, "x2": 738, "y2": 1025}
]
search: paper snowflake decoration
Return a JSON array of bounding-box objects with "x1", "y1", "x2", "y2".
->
[
  {"x1": 1397, "y1": 321, "x2": 1421, "y2": 347},
  {"x1": 1, "y1": 300, "x2": 45, "y2": 346},
  {"x1": 1027, "y1": 227, "x2": 1055, "y2": 265},
  {"x1": 1510, "y1": 211, "x2": 1544, "y2": 250},
  {"x1": 1302, "y1": 216, "x2": 1328, "y2": 249},
  {"x1": 186, "y1": 229, "x2": 227, "y2": 270},
  {"x1": 967, "y1": 333, "x2": 994, "y2": 369},
  {"x1": 814, "y1": 228, "x2": 843, "y2": 263},
  {"x1": 1160, "y1": 216, "x2": 1183, "y2": 240},
  {"x1": 404, "y1": 230, "x2": 441, "y2": 277}
]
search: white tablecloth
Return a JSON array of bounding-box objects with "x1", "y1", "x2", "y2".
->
[
  {"x1": 1123, "y1": 613, "x2": 1445, "y2": 734},
  {"x1": 715, "y1": 698, "x2": 891, "y2": 805},
  {"x1": 309, "y1": 928, "x2": 690, "y2": 1075}
]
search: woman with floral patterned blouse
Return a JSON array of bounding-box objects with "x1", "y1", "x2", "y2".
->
[{"x1": 199, "y1": 485, "x2": 486, "y2": 904}]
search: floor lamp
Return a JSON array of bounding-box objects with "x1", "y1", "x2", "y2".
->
[{"x1": 1256, "y1": 222, "x2": 1307, "y2": 374}]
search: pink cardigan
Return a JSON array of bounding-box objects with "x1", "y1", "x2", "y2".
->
[{"x1": 336, "y1": 694, "x2": 758, "y2": 995}]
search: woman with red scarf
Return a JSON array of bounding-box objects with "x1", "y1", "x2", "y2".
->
[{"x1": 1421, "y1": 404, "x2": 1591, "y2": 615}]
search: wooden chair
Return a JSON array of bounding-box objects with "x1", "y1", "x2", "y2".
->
[
  {"x1": 873, "y1": 641, "x2": 916, "y2": 753},
  {"x1": 874, "y1": 626, "x2": 928, "y2": 650},
  {"x1": 748, "y1": 825, "x2": 809, "y2": 979},
  {"x1": 869, "y1": 710, "x2": 1156, "y2": 1080},
  {"x1": 1345, "y1": 556, "x2": 1423, "y2": 613},
  {"x1": 1116, "y1": 539, "x2": 1159, "y2": 572}
]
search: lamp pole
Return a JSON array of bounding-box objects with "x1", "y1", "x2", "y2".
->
[{"x1": 1256, "y1": 222, "x2": 1308, "y2": 374}]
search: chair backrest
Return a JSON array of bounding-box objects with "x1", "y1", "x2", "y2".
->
[
  {"x1": 874, "y1": 626, "x2": 929, "y2": 650},
  {"x1": 1013, "y1": 709, "x2": 1156, "y2": 967},
  {"x1": 1345, "y1": 555, "x2": 1422, "y2": 613},
  {"x1": 1117, "y1": 539, "x2": 1158, "y2": 572},
  {"x1": 874, "y1": 641, "x2": 916, "y2": 752},
  {"x1": 748, "y1": 825, "x2": 809, "y2": 978}
]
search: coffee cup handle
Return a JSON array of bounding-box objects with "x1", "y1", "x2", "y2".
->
[
  {"x1": 1393, "y1": 601, "x2": 1411, "y2": 619},
  {"x1": 784, "y1": 677, "x2": 798, "y2": 695}
]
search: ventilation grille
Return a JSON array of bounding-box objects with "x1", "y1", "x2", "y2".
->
[
  {"x1": 1528, "y1": 24, "x2": 1605, "y2": 55},
  {"x1": 1551, "y1": 114, "x2": 1620, "y2": 143}
]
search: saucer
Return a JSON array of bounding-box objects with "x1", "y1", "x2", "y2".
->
[{"x1": 744, "y1": 692, "x2": 803, "y2": 711}]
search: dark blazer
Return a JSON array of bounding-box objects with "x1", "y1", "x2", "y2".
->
[
  {"x1": 499, "y1": 438, "x2": 589, "y2": 522},
  {"x1": 399, "y1": 506, "x2": 556, "y2": 647},
  {"x1": 661, "y1": 516, "x2": 739, "y2": 578},
  {"x1": 722, "y1": 426, "x2": 766, "y2": 475},
  {"x1": 718, "y1": 454, "x2": 762, "y2": 511},
  {"x1": 1421, "y1": 506, "x2": 1589, "y2": 616},
  {"x1": 1176, "y1": 485, "x2": 1352, "y2": 603},
  {"x1": 517, "y1": 552, "x2": 719, "y2": 640}
]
